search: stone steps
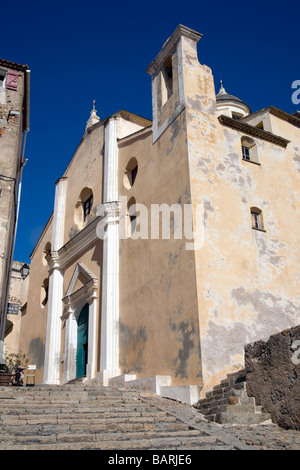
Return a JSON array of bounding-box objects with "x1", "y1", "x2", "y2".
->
[
  {"x1": 0, "y1": 433, "x2": 228, "y2": 451},
  {"x1": 193, "y1": 369, "x2": 272, "y2": 425},
  {"x1": 0, "y1": 383, "x2": 235, "y2": 450}
]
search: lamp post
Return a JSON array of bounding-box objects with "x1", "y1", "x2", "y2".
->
[{"x1": 20, "y1": 263, "x2": 30, "y2": 279}]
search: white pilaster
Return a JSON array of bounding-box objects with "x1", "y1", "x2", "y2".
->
[
  {"x1": 99, "y1": 116, "x2": 121, "y2": 385},
  {"x1": 62, "y1": 307, "x2": 76, "y2": 384},
  {"x1": 86, "y1": 297, "x2": 97, "y2": 379},
  {"x1": 43, "y1": 257, "x2": 64, "y2": 384},
  {"x1": 43, "y1": 177, "x2": 68, "y2": 384},
  {"x1": 51, "y1": 177, "x2": 68, "y2": 251},
  {"x1": 103, "y1": 117, "x2": 118, "y2": 202}
]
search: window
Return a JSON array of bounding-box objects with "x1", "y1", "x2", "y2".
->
[
  {"x1": 131, "y1": 165, "x2": 138, "y2": 186},
  {"x1": 161, "y1": 55, "x2": 173, "y2": 105},
  {"x1": 74, "y1": 187, "x2": 94, "y2": 229},
  {"x1": 241, "y1": 136, "x2": 259, "y2": 164},
  {"x1": 251, "y1": 207, "x2": 265, "y2": 231},
  {"x1": 42, "y1": 242, "x2": 51, "y2": 266},
  {"x1": 41, "y1": 278, "x2": 49, "y2": 307},
  {"x1": 6, "y1": 72, "x2": 19, "y2": 91},
  {"x1": 127, "y1": 196, "x2": 137, "y2": 237},
  {"x1": 83, "y1": 194, "x2": 93, "y2": 221},
  {"x1": 242, "y1": 145, "x2": 250, "y2": 161},
  {"x1": 123, "y1": 157, "x2": 138, "y2": 189},
  {"x1": 0, "y1": 70, "x2": 6, "y2": 87}
]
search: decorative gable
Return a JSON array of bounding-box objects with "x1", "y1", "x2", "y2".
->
[{"x1": 62, "y1": 263, "x2": 98, "y2": 316}]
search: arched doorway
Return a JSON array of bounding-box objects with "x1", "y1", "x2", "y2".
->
[{"x1": 76, "y1": 303, "x2": 89, "y2": 378}]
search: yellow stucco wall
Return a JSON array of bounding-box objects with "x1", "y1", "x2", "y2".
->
[
  {"x1": 181, "y1": 35, "x2": 300, "y2": 392},
  {"x1": 118, "y1": 116, "x2": 202, "y2": 385}
]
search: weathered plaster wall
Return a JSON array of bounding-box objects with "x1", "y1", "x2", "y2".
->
[
  {"x1": 118, "y1": 114, "x2": 202, "y2": 385},
  {"x1": 182, "y1": 36, "x2": 300, "y2": 393},
  {"x1": 0, "y1": 68, "x2": 25, "y2": 329}
]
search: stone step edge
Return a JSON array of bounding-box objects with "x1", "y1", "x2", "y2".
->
[{"x1": 96, "y1": 374, "x2": 203, "y2": 405}]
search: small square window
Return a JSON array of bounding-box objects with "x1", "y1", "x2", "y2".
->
[
  {"x1": 242, "y1": 146, "x2": 250, "y2": 161},
  {"x1": 241, "y1": 137, "x2": 260, "y2": 164},
  {"x1": 251, "y1": 207, "x2": 265, "y2": 231}
]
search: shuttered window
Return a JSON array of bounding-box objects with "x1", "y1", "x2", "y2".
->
[{"x1": 6, "y1": 72, "x2": 19, "y2": 90}]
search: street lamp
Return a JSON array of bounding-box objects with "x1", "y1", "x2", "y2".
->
[{"x1": 20, "y1": 263, "x2": 30, "y2": 279}]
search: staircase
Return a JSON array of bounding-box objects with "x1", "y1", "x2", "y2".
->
[
  {"x1": 0, "y1": 383, "x2": 233, "y2": 450},
  {"x1": 193, "y1": 369, "x2": 272, "y2": 425}
]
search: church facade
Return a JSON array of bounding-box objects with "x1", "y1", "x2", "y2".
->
[{"x1": 18, "y1": 25, "x2": 300, "y2": 398}]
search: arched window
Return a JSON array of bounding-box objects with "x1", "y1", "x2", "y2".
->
[
  {"x1": 161, "y1": 55, "x2": 173, "y2": 105},
  {"x1": 124, "y1": 157, "x2": 138, "y2": 189},
  {"x1": 250, "y1": 207, "x2": 265, "y2": 231},
  {"x1": 74, "y1": 187, "x2": 94, "y2": 228},
  {"x1": 42, "y1": 242, "x2": 51, "y2": 266},
  {"x1": 127, "y1": 196, "x2": 136, "y2": 237},
  {"x1": 241, "y1": 136, "x2": 259, "y2": 164},
  {"x1": 41, "y1": 278, "x2": 49, "y2": 307}
]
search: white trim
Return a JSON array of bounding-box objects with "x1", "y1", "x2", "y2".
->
[
  {"x1": 43, "y1": 177, "x2": 68, "y2": 385},
  {"x1": 64, "y1": 262, "x2": 98, "y2": 298},
  {"x1": 51, "y1": 177, "x2": 68, "y2": 252},
  {"x1": 103, "y1": 117, "x2": 118, "y2": 202},
  {"x1": 43, "y1": 263, "x2": 63, "y2": 384},
  {"x1": 98, "y1": 116, "x2": 121, "y2": 384},
  {"x1": 62, "y1": 264, "x2": 98, "y2": 383}
]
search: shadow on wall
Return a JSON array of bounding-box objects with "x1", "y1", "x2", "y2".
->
[{"x1": 28, "y1": 337, "x2": 45, "y2": 370}]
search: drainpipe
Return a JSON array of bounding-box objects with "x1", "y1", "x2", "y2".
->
[{"x1": 0, "y1": 70, "x2": 30, "y2": 362}]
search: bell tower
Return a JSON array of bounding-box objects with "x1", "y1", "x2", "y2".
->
[{"x1": 146, "y1": 25, "x2": 202, "y2": 143}]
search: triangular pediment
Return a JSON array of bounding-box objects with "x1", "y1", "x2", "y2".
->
[{"x1": 65, "y1": 263, "x2": 98, "y2": 298}]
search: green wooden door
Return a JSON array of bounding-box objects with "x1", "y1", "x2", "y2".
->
[{"x1": 76, "y1": 304, "x2": 89, "y2": 378}]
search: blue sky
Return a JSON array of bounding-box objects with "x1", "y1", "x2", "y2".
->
[{"x1": 1, "y1": 0, "x2": 299, "y2": 263}]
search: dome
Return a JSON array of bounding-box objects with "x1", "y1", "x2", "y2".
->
[{"x1": 216, "y1": 83, "x2": 251, "y2": 118}]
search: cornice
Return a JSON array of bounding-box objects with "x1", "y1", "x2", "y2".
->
[
  {"x1": 49, "y1": 202, "x2": 121, "y2": 270},
  {"x1": 218, "y1": 114, "x2": 290, "y2": 148},
  {"x1": 268, "y1": 106, "x2": 300, "y2": 128},
  {"x1": 57, "y1": 216, "x2": 100, "y2": 269}
]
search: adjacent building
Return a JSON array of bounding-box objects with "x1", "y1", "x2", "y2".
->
[{"x1": 0, "y1": 59, "x2": 30, "y2": 362}]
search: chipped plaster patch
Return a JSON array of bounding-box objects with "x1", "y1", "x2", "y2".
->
[
  {"x1": 231, "y1": 287, "x2": 299, "y2": 331},
  {"x1": 202, "y1": 285, "x2": 299, "y2": 379},
  {"x1": 202, "y1": 320, "x2": 247, "y2": 376},
  {"x1": 119, "y1": 322, "x2": 147, "y2": 374}
]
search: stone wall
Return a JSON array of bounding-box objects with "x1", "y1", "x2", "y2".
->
[{"x1": 245, "y1": 325, "x2": 300, "y2": 430}]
